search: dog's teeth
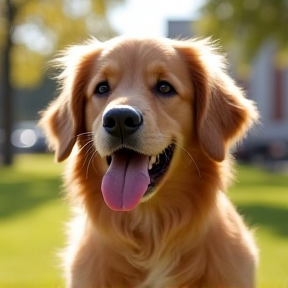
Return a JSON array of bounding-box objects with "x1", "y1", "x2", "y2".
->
[
  {"x1": 148, "y1": 161, "x2": 153, "y2": 170},
  {"x1": 156, "y1": 155, "x2": 160, "y2": 165},
  {"x1": 148, "y1": 156, "x2": 157, "y2": 170}
]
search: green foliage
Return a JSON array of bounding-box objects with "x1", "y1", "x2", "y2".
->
[
  {"x1": 196, "y1": 0, "x2": 288, "y2": 75},
  {"x1": 0, "y1": 0, "x2": 123, "y2": 88},
  {"x1": 0, "y1": 155, "x2": 287, "y2": 287}
]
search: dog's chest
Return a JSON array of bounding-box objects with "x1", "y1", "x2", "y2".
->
[{"x1": 124, "y1": 226, "x2": 182, "y2": 287}]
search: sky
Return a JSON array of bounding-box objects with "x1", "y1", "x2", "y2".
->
[{"x1": 108, "y1": 0, "x2": 204, "y2": 37}]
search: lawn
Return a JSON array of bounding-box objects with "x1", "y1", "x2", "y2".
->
[
  {"x1": 0, "y1": 154, "x2": 67, "y2": 288},
  {"x1": 0, "y1": 154, "x2": 287, "y2": 287},
  {"x1": 230, "y1": 165, "x2": 288, "y2": 288}
]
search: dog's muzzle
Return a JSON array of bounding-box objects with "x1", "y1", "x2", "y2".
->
[{"x1": 101, "y1": 105, "x2": 174, "y2": 212}]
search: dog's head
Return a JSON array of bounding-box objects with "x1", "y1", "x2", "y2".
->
[{"x1": 40, "y1": 37, "x2": 258, "y2": 211}]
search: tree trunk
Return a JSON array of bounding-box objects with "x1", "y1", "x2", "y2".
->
[{"x1": 2, "y1": 0, "x2": 14, "y2": 166}]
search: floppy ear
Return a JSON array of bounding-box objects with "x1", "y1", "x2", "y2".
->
[
  {"x1": 175, "y1": 39, "x2": 258, "y2": 161},
  {"x1": 39, "y1": 91, "x2": 77, "y2": 162},
  {"x1": 39, "y1": 41, "x2": 102, "y2": 162}
]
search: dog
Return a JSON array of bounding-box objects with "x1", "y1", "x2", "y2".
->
[{"x1": 40, "y1": 36, "x2": 259, "y2": 288}]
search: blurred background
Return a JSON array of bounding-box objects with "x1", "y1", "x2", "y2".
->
[{"x1": 0, "y1": 0, "x2": 287, "y2": 287}]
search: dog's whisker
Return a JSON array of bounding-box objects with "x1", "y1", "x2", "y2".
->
[
  {"x1": 83, "y1": 148, "x2": 95, "y2": 176},
  {"x1": 85, "y1": 141, "x2": 96, "y2": 157},
  {"x1": 69, "y1": 132, "x2": 95, "y2": 143},
  {"x1": 83, "y1": 144, "x2": 100, "y2": 175},
  {"x1": 81, "y1": 143, "x2": 97, "y2": 171},
  {"x1": 79, "y1": 142, "x2": 95, "y2": 171},
  {"x1": 77, "y1": 132, "x2": 96, "y2": 137},
  {"x1": 78, "y1": 139, "x2": 95, "y2": 155},
  {"x1": 173, "y1": 142, "x2": 201, "y2": 178},
  {"x1": 86, "y1": 149, "x2": 98, "y2": 180},
  {"x1": 78, "y1": 135, "x2": 95, "y2": 141}
]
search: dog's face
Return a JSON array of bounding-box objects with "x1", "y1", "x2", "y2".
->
[
  {"x1": 84, "y1": 39, "x2": 196, "y2": 211},
  {"x1": 86, "y1": 39, "x2": 194, "y2": 157},
  {"x1": 40, "y1": 37, "x2": 258, "y2": 211}
]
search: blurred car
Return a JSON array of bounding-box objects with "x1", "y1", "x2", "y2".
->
[{"x1": 0, "y1": 121, "x2": 47, "y2": 154}]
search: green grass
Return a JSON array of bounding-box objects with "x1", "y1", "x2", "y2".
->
[
  {"x1": 0, "y1": 155, "x2": 287, "y2": 287},
  {"x1": 0, "y1": 154, "x2": 67, "y2": 288},
  {"x1": 230, "y1": 165, "x2": 288, "y2": 288}
]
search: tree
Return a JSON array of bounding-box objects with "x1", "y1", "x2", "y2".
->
[
  {"x1": 1, "y1": 0, "x2": 14, "y2": 165},
  {"x1": 196, "y1": 0, "x2": 288, "y2": 75},
  {"x1": 0, "y1": 0, "x2": 123, "y2": 166}
]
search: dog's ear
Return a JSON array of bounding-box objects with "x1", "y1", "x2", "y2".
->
[
  {"x1": 39, "y1": 91, "x2": 76, "y2": 162},
  {"x1": 39, "y1": 41, "x2": 102, "y2": 162},
  {"x1": 174, "y1": 39, "x2": 258, "y2": 161}
]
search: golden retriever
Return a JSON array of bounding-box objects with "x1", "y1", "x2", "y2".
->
[{"x1": 40, "y1": 36, "x2": 259, "y2": 288}]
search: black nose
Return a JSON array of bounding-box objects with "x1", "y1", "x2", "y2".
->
[{"x1": 103, "y1": 106, "x2": 143, "y2": 139}]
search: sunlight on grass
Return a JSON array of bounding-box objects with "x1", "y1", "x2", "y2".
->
[
  {"x1": 0, "y1": 154, "x2": 67, "y2": 288},
  {"x1": 0, "y1": 155, "x2": 287, "y2": 287},
  {"x1": 230, "y1": 165, "x2": 288, "y2": 288},
  {"x1": 0, "y1": 201, "x2": 67, "y2": 288}
]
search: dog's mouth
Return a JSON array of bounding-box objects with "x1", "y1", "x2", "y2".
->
[{"x1": 101, "y1": 144, "x2": 175, "y2": 211}]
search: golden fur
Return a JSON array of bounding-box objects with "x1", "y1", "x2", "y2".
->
[{"x1": 40, "y1": 36, "x2": 259, "y2": 288}]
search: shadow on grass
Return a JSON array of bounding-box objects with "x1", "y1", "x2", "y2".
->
[
  {"x1": 0, "y1": 177, "x2": 64, "y2": 219},
  {"x1": 237, "y1": 204, "x2": 288, "y2": 238}
]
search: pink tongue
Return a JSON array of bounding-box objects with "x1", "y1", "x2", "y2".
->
[{"x1": 101, "y1": 150, "x2": 150, "y2": 211}]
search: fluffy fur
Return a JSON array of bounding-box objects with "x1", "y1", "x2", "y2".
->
[{"x1": 40, "y1": 36, "x2": 259, "y2": 288}]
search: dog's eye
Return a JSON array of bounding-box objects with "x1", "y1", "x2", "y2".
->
[
  {"x1": 155, "y1": 81, "x2": 176, "y2": 96},
  {"x1": 94, "y1": 81, "x2": 110, "y2": 97}
]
